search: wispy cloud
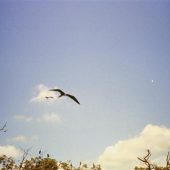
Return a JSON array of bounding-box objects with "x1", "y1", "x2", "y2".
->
[
  {"x1": 98, "y1": 124, "x2": 170, "y2": 170},
  {"x1": 0, "y1": 145, "x2": 22, "y2": 158},
  {"x1": 38, "y1": 113, "x2": 61, "y2": 124},
  {"x1": 15, "y1": 113, "x2": 61, "y2": 125},
  {"x1": 14, "y1": 115, "x2": 33, "y2": 122},
  {"x1": 11, "y1": 135, "x2": 38, "y2": 143},
  {"x1": 30, "y1": 84, "x2": 58, "y2": 103},
  {"x1": 12, "y1": 135, "x2": 27, "y2": 143}
]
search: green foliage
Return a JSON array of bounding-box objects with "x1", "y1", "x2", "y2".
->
[
  {"x1": 0, "y1": 154, "x2": 101, "y2": 170},
  {"x1": 0, "y1": 155, "x2": 17, "y2": 170},
  {"x1": 23, "y1": 157, "x2": 59, "y2": 170},
  {"x1": 0, "y1": 149, "x2": 169, "y2": 170}
]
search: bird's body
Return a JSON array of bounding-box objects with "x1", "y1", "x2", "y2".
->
[
  {"x1": 52, "y1": 89, "x2": 65, "y2": 97},
  {"x1": 45, "y1": 96, "x2": 54, "y2": 99},
  {"x1": 49, "y1": 89, "x2": 80, "y2": 105}
]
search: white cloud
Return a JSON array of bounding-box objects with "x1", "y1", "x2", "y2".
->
[
  {"x1": 30, "y1": 84, "x2": 58, "y2": 103},
  {"x1": 12, "y1": 135, "x2": 27, "y2": 143},
  {"x1": 31, "y1": 135, "x2": 39, "y2": 141},
  {"x1": 11, "y1": 135, "x2": 39, "y2": 143},
  {"x1": 14, "y1": 115, "x2": 33, "y2": 122},
  {"x1": 38, "y1": 113, "x2": 61, "y2": 124},
  {"x1": 15, "y1": 113, "x2": 61, "y2": 125},
  {"x1": 0, "y1": 145, "x2": 22, "y2": 158},
  {"x1": 98, "y1": 124, "x2": 170, "y2": 170}
]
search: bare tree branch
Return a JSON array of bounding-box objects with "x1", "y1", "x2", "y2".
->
[
  {"x1": 137, "y1": 149, "x2": 155, "y2": 170},
  {"x1": 166, "y1": 152, "x2": 170, "y2": 167},
  {"x1": 144, "y1": 149, "x2": 151, "y2": 160},
  {"x1": 18, "y1": 148, "x2": 31, "y2": 170}
]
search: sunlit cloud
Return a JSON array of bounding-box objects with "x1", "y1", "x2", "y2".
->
[
  {"x1": 11, "y1": 135, "x2": 39, "y2": 143},
  {"x1": 98, "y1": 124, "x2": 170, "y2": 170},
  {"x1": 0, "y1": 145, "x2": 22, "y2": 158},
  {"x1": 37, "y1": 113, "x2": 61, "y2": 124},
  {"x1": 14, "y1": 115, "x2": 33, "y2": 122},
  {"x1": 30, "y1": 84, "x2": 58, "y2": 103}
]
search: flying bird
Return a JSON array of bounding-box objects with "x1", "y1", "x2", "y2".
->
[
  {"x1": 0, "y1": 122, "x2": 7, "y2": 132},
  {"x1": 49, "y1": 89, "x2": 80, "y2": 105}
]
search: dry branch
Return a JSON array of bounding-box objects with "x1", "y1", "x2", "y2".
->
[{"x1": 137, "y1": 149, "x2": 155, "y2": 170}]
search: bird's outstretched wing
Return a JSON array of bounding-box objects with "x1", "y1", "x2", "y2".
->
[
  {"x1": 49, "y1": 89, "x2": 65, "y2": 96},
  {"x1": 0, "y1": 122, "x2": 7, "y2": 131},
  {"x1": 66, "y1": 94, "x2": 80, "y2": 105}
]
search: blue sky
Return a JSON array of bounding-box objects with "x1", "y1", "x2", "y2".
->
[{"x1": 0, "y1": 1, "x2": 170, "y2": 169}]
